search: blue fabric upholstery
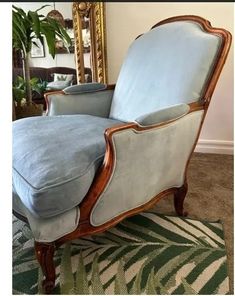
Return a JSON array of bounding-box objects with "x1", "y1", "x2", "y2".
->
[
  {"x1": 13, "y1": 189, "x2": 81, "y2": 242},
  {"x1": 135, "y1": 103, "x2": 190, "y2": 126},
  {"x1": 109, "y1": 21, "x2": 222, "y2": 122},
  {"x1": 13, "y1": 115, "x2": 122, "y2": 218},
  {"x1": 63, "y1": 83, "x2": 107, "y2": 94},
  {"x1": 47, "y1": 90, "x2": 114, "y2": 117},
  {"x1": 46, "y1": 80, "x2": 72, "y2": 91}
]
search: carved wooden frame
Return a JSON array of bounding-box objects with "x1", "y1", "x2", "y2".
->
[
  {"x1": 72, "y1": 2, "x2": 107, "y2": 84},
  {"x1": 25, "y1": 15, "x2": 232, "y2": 293}
]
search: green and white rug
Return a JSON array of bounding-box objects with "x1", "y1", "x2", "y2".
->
[{"x1": 13, "y1": 212, "x2": 230, "y2": 294}]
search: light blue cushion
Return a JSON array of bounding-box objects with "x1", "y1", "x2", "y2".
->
[
  {"x1": 12, "y1": 115, "x2": 123, "y2": 218},
  {"x1": 63, "y1": 83, "x2": 107, "y2": 94},
  {"x1": 13, "y1": 190, "x2": 81, "y2": 242},
  {"x1": 109, "y1": 21, "x2": 222, "y2": 122},
  {"x1": 135, "y1": 103, "x2": 190, "y2": 126},
  {"x1": 46, "y1": 80, "x2": 72, "y2": 90},
  {"x1": 47, "y1": 90, "x2": 114, "y2": 117}
]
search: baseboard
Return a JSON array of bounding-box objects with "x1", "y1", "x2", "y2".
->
[{"x1": 195, "y1": 139, "x2": 233, "y2": 155}]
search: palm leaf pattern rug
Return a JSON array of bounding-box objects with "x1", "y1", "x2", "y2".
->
[{"x1": 13, "y1": 212, "x2": 230, "y2": 294}]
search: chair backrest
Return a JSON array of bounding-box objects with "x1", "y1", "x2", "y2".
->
[{"x1": 109, "y1": 16, "x2": 231, "y2": 122}]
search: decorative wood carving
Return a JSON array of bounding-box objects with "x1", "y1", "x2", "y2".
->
[
  {"x1": 72, "y1": 2, "x2": 107, "y2": 83},
  {"x1": 35, "y1": 242, "x2": 56, "y2": 294}
]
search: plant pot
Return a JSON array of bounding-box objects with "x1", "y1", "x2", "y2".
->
[{"x1": 15, "y1": 102, "x2": 43, "y2": 120}]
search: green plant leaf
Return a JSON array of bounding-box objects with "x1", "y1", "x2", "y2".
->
[
  {"x1": 181, "y1": 277, "x2": 197, "y2": 294},
  {"x1": 30, "y1": 77, "x2": 39, "y2": 84},
  {"x1": 37, "y1": 267, "x2": 44, "y2": 295},
  {"x1": 90, "y1": 253, "x2": 105, "y2": 294},
  {"x1": 35, "y1": 5, "x2": 51, "y2": 13},
  {"x1": 40, "y1": 24, "x2": 56, "y2": 58},
  {"x1": 75, "y1": 252, "x2": 89, "y2": 294},
  {"x1": 145, "y1": 268, "x2": 156, "y2": 295},
  {"x1": 13, "y1": 12, "x2": 26, "y2": 40},
  {"x1": 12, "y1": 12, "x2": 27, "y2": 53},
  {"x1": 12, "y1": 4, "x2": 72, "y2": 101},
  {"x1": 60, "y1": 244, "x2": 74, "y2": 295},
  {"x1": 46, "y1": 17, "x2": 72, "y2": 46},
  {"x1": 114, "y1": 259, "x2": 128, "y2": 294},
  {"x1": 28, "y1": 11, "x2": 40, "y2": 38},
  {"x1": 12, "y1": 5, "x2": 27, "y2": 18},
  {"x1": 130, "y1": 262, "x2": 144, "y2": 294},
  {"x1": 13, "y1": 88, "x2": 25, "y2": 102}
]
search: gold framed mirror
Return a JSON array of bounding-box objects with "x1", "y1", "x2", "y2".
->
[{"x1": 72, "y1": 2, "x2": 107, "y2": 84}]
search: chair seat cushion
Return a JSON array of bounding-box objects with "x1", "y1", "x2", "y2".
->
[
  {"x1": 13, "y1": 115, "x2": 122, "y2": 218},
  {"x1": 13, "y1": 189, "x2": 81, "y2": 243}
]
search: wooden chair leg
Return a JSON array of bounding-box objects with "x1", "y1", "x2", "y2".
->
[
  {"x1": 35, "y1": 241, "x2": 56, "y2": 294},
  {"x1": 174, "y1": 182, "x2": 188, "y2": 217}
]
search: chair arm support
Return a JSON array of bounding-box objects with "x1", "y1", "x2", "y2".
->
[
  {"x1": 63, "y1": 83, "x2": 116, "y2": 93},
  {"x1": 63, "y1": 82, "x2": 107, "y2": 94},
  {"x1": 86, "y1": 110, "x2": 204, "y2": 226},
  {"x1": 45, "y1": 86, "x2": 115, "y2": 117},
  {"x1": 135, "y1": 103, "x2": 190, "y2": 126}
]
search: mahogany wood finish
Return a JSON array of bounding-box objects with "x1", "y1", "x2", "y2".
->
[
  {"x1": 44, "y1": 90, "x2": 65, "y2": 116},
  {"x1": 35, "y1": 242, "x2": 56, "y2": 294},
  {"x1": 21, "y1": 16, "x2": 231, "y2": 293},
  {"x1": 174, "y1": 182, "x2": 188, "y2": 217}
]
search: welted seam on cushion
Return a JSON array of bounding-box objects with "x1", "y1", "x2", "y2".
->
[
  {"x1": 13, "y1": 206, "x2": 81, "y2": 242},
  {"x1": 13, "y1": 154, "x2": 105, "y2": 191},
  {"x1": 63, "y1": 85, "x2": 107, "y2": 95}
]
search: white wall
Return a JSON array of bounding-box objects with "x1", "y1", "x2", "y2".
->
[
  {"x1": 14, "y1": 2, "x2": 76, "y2": 69},
  {"x1": 106, "y1": 3, "x2": 234, "y2": 154}
]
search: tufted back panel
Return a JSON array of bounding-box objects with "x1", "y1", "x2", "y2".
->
[{"x1": 109, "y1": 21, "x2": 222, "y2": 122}]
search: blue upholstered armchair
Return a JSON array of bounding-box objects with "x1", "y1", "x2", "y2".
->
[{"x1": 13, "y1": 16, "x2": 231, "y2": 293}]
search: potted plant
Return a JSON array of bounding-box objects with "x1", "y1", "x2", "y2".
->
[
  {"x1": 13, "y1": 76, "x2": 48, "y2": 119},
  {"x1": 12, "y1": 5, "x2": 71, "y2": 118}
]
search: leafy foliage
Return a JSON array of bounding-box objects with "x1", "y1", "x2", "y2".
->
[
  {"x1": 12, "y1": 5, "x2": 71, "y2": 103},
  {"x1": 12, "y1": 213, "x2": 229, "y2": 295},
  {"x1": 13, "y1": 75, "x2": 47, "y2": 103},
  {"x1": 12, "y1": 5, "x2": 71, "y2": 58}
]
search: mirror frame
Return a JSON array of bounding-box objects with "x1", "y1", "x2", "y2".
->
[{"x1": 72, "y1": 2, "x2": 107, "y2": 84}]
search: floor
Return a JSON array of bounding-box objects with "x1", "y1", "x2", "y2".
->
[{"x1": 152, "y1": 152, "x2": 233, "y2": 293}]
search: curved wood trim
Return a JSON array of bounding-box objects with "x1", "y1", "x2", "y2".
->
[
  {"x1": 56, "y1": 107, "x2": 203, "y2": 246},
  {"x1": 56, "y1": 186, "x2": 180, "y2": 246},
  {"x1": 35, "y1": 242, "x2": 56, "y2": 294},
  {"x1": 106, "y1": 83, "x2": 116, "y2": 90},
  {"x1": 44, "y1": 90, "x2": 65, "y2": 115},
  {"x1": 151, "y1": 15, "x2": 212, "y2": 29}
]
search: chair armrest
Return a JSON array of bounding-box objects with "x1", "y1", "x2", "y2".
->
[
  {"x1": 45, "y1": 84, "x2": 115, "y2": 117},
  {"x1": 63, "y1": 82, "x2": 107, "y2": 94},
  {"x1": 79, "y1": 109, "x2": 204, "y2": 225},
  {"x1": 135, "y1": 103, "x2": 190, "y2": 126}
]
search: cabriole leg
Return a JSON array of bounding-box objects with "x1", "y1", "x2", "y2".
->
[
  {"x1": 174, "y1": 182, "x2": 188, "y2": 217},
  {"x1": 35, "y1": 241, "x2": 56, "y2": 294}
]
